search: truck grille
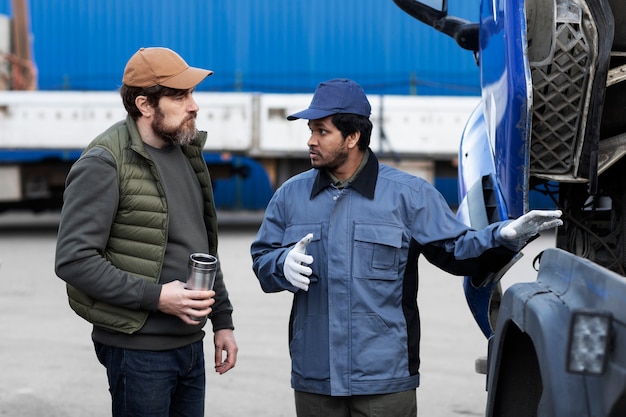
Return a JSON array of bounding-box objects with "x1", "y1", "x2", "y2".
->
[{"x1": 529, "y1": 6, "x2": 597, "y2": 177}]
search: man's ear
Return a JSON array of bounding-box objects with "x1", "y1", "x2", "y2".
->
[
  {"x1": 346, "y1": 131, "x2": 361, "y2": 149},
  {"x1": 135, "y1": 95, "x2": 152, "y2": 117}
]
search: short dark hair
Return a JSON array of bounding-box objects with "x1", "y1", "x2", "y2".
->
[
  {"x1": 331, "y1": 113, "x2": 372, "y2": 150},
  {"x1": 119, "y1": 84, "x2": 191, "y2": 120}
]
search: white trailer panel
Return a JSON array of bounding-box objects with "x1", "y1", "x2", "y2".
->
[
  {"x1": 0, "y1": 91, "x2": 477, "y2": 158},
  {"x1": 257, "y1": 93, "x2": 478, "y2": 158},
  {"x1": 0, "y1": 91, "x2": 254, "y2": 151}
]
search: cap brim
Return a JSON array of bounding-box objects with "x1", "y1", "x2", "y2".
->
[
  {"x1": 160, "y1": 67, "x2": 213, "y2": 89},
  {"x1": 287, "y1": 108, "x2": 335, "y2": 121}
]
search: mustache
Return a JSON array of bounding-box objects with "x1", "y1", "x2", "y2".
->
[{"x1": 181, "y1": 111, "x2": 198, "y2": 126}]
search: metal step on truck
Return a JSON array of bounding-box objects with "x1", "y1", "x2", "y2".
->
[{"x1": 393, "y1": 0, "x2": 626, "y2": 416}]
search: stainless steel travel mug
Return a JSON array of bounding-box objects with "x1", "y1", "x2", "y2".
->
[
  {"x1": 186, "y1": 253, "x2": 218, "y2": 291},
  {"x1": 186, "y1": 253, "x2": 218, "y2": 321}
]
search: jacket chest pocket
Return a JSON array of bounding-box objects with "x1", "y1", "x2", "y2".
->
[
  {"x1": 283, "y1": 224, "x2": 322, "y2": 248},
  {"x1": 353, "y1": 223, "x2": 403, "y2": 280}
]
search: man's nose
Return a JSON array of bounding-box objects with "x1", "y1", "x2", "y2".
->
[{"x1": 188, "y1": 96, "x2": 199, "y2": 112}]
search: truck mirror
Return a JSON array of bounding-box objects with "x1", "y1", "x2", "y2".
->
[
  {"x1": 393, "y1": 0, "x2": 479, "y2": 52},
  {"x1": 393, "y1": 0, "x2": 448, "y2": 24}
]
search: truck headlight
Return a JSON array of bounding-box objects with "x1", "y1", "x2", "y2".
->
[{"x1": 567, "y1": 311, "x2": 612, "y2": 375}]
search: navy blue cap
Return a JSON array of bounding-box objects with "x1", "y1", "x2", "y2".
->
[{"x1": 287, "y1": 78, "x2": 371, "y2": 120}]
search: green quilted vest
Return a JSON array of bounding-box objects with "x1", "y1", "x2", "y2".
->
[{"x1": 66, "y1": 115, "x2": 218, "y2": 334}]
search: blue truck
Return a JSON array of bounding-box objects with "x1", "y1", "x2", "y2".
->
[{"x1": 394, "y1": 0, "x2": 626, "y2": 415}]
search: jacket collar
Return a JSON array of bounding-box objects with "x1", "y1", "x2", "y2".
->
[{"x1": 310, "y1": 148, "x2": 378, "y2": 200}]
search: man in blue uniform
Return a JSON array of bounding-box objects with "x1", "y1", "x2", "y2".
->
[{"x1": 250, "y1": 78, "x2": 561, "y2": 417}]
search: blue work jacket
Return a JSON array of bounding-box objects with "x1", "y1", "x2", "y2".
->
[{"x1": 251, "y1": 150, "x2": 517, "y2": 396}]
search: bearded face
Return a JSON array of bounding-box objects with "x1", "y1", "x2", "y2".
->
[
  {"x1": 307, "y1": 116, "x2": 350, "y2": 173},
  {"x1": 151, "y1": 105, "x2": 198, "y2": 146}
]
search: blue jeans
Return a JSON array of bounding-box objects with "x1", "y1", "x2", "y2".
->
[{"x1": 94, "y1": 340, "x2": 206, "y2": 417}]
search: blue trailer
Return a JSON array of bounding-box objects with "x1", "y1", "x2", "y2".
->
[{"x1": 0, "y1": 0, "x2": 482, "y2": 212}]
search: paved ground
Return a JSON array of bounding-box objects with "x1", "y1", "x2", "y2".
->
[{"x1": 0, "y1": 211, "x2": 555, "y2": 416}]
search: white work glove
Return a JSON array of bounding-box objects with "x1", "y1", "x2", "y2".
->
[
  {"x1": 284, "y1": 233, "x2": 314, "y2": 291},
  {"x1": 500, "y1": 209, "x2": 563, "y2": 243}
]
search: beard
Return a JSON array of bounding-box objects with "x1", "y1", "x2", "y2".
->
[
  {"x1": 311, "y1": 144, "x2": 349, "y2": 172},
  {"x1": 151, "y1": 107, "x2": 198, "y2": 146}
]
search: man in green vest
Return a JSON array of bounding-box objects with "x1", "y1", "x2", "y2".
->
[{"x1": 55, "y1": 47, "x2": 238, "y2": 417}]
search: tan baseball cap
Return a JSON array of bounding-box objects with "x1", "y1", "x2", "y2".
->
[{"x1": 122, "y1": 47, "x2": 213, "y2": 89}]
